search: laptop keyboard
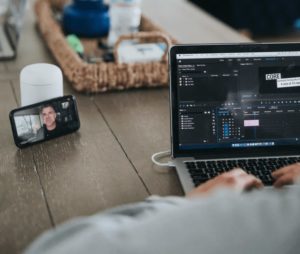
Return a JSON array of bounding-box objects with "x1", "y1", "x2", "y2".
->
[{"x1": 185, "y1": 157, "x2": 300, "y2": 187}]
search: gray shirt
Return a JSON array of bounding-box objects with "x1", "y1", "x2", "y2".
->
[{"x1": 24, "y1": 187, "x2": 300, "y2": 254}]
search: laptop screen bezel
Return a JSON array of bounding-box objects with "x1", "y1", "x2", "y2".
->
[{"x1": 170, "y1": 43, "x2": 300, "y2": 159}]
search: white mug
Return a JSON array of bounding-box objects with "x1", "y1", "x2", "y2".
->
[{"x1": 20, "y1": 63, "x2": 63, "y2": 106}]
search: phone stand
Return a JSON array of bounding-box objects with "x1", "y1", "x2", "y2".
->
[{"x1": 20, "y1": 63, "x2": 63, "y2": 106}]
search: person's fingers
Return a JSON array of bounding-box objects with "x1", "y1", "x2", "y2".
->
[
  {"x1": 186, "y1": 169, "x2": 246, "y2": 197},
  {"x1": 272, "y1": 163, "x2": 300, "y2": 178},
  {"x1": 225, "y1": 168, "x2": 247, "y2": 177},
  {"x1": 272, "y1": 165, "x2": 294, "y2": 178},
  {"x1": 223, "y1": 169, "x2": 263, "y2": 190},
  {"x1": 234, "y1": 173, "x2": 263, "y2": 191},
  {"x1": 273, "y1": 173, "x2": 295, "y2": 188},
  {"x1": 187, "y1": 168, "x2": 263, "y2": 197},
  {"x1": 244, "y1": 175, "x2": 264, "y2": 190},
  {"x1": 220, "y1": 170, "x2": 262, "y2": 191}
]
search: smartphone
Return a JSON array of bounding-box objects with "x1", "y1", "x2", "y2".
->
[{"x1": 9, "y1": 95, "x2": 80, "y2": 148}]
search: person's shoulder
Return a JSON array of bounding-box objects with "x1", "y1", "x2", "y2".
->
[{"x1": 55, "y1": 121, "x2": 65, "y2": 131}]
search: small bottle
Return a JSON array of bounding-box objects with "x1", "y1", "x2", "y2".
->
[{"x1": 107, "y1": 0, "x2": 142, "y2": 47}]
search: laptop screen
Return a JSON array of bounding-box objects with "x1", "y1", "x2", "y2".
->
[{"x1": 170, "y1": 44, "x2": 300, "y2": 158}]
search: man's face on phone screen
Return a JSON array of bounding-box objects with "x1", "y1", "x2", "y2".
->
[{"x1": 42, "y1": 106, "x2": 57, "y2": 131}]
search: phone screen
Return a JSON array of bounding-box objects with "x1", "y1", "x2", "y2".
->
[{"x1": 10, "y1": 95, "x2": 80, "y2": 148}]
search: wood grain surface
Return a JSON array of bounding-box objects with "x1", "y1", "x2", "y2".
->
[
  {"x1": 0, "y1": 81, "x2": 52, "y2": 254},
  {"x1": 12, "y1": 80, "x2": 149, "y2": 225},
  {"x1": 0, "y1": 63, "x2": 6, "y2": 72},
  {"x1": 93, "y1": 89, "x2": 183, "y2": 196}
]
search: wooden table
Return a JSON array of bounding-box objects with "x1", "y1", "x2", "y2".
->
[{"x1": 0, "y1": 0, "x2": 250, "y2": 253}]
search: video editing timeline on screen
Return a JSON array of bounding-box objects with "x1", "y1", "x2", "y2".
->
[{"x1": 177, "y1": 52, "x2": 300, "y2": 150}]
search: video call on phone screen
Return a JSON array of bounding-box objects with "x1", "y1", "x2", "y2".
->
[{"x1": 13, "y1": 98, "x2": 79, "y2": 146}]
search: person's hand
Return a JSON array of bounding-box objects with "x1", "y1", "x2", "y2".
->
[
  {"x1": 272, "y1": 163, "x2": 300, "y2": 188},
  {"x1": 187, "y1": 168, "x2": 263, "y2": 198}
]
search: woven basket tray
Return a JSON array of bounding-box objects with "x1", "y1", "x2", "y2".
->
[{"x1": 34, "y1": 0, "x2": 176, "y2": 92}]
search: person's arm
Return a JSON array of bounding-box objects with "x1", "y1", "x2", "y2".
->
[
  {"x1": 24, "y1": 169, "x2": 263, "y2": 254},
  {"x1": 23, "y1": 168, "x2": 300, "y2": 254},
  {"x1": 23, "y1": 166, "x2": 300, "y2": 254}
]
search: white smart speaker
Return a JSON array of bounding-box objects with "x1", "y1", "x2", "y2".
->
[{"x1": 20, "y1": 63, "x2": 63, "y2": 106}]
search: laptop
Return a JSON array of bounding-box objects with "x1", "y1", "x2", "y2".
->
[
  {"x1": 169, "y1": 43, "x2": 300, "y2": 193},
  {"x1": 0, "y1": 0, "x2": 26, "y2": 60}
]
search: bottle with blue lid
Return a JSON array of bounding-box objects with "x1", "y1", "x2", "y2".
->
[{"x1": 63, "y1": 0, "x2": 110, "y2": 38}]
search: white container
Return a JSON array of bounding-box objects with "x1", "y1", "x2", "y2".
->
[
  {"x1": 20, "y1": 63, "x2": 63, "y2": 106},
  {"x1": 107, "y1": 0, "x2": 142, "y2": 47}
]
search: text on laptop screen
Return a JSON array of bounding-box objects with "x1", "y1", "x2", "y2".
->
[{"x1": 176, "y1": 51, "x2": 300, "y2": 150}]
